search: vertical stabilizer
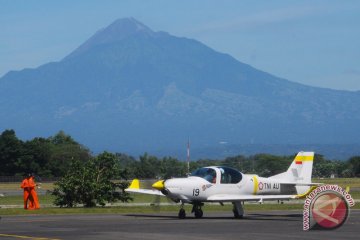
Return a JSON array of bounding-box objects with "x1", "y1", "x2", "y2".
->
[{"x1": 270, "y1": 152, "x2": 314, "y2": 194}]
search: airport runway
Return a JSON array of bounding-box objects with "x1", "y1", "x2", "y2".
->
[{"x1": 0, "y1": 210, "x2": 359, "y2": 240}]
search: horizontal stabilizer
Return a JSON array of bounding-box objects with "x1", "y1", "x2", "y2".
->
[{"x1": 280, "y1": 182, "x2": 322, "y2": 186}]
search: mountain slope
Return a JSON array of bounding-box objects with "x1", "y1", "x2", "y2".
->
[{"x1": 0, "y1": 18, "x2": 359, "y2": 157}]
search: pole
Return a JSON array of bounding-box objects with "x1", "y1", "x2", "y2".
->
[{"x1": 187, "y1": 138, "x2": 190, "y2": 176}]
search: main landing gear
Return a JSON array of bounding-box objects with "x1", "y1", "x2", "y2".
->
[
  {"x1": 178, "y1": 202, "x2": 204, "y2": 219},
  {"x1": 232, "y1": 201, "x2": 244, "y2": 219},
  {"x1": 178, "y1": 202, "x2": 243, "y2": 219}
]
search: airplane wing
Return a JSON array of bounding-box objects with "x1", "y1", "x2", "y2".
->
[
  {"x1": 125, "y1": 179, "x2": 165, "y2": 196},
  {"x1": 207, "y1": 194, "x2": 297, "y2": 202},
  {"x1": 125, "y1": 188, "x2": 164, "y2": 196}
]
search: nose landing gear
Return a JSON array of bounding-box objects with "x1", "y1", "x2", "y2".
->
[{"x1": 178, "y1": 203, "x2": 186, "y2": 219}]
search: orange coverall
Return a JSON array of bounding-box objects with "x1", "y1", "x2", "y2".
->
[
  {"x1": 20, "y1": 177, "x2": 33, "y2": 209},
  {"x1": 28, "y1": 176, "x2": 40, "y2": 209}
]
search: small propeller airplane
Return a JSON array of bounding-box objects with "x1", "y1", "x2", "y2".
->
[{"x1": 126, "y1": 151, "x2": 320, "y2": 219}]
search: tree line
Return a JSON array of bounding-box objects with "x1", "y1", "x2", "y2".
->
[{"x1": 1, "y1": 129, "x2": 359, "y2": 179}]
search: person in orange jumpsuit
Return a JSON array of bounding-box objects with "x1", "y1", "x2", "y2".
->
[
  {"x1": 20, "y1": 174, "x2": 34, "y2": 209},
  {"x1": 28, "y1": 174, "x2": 40, "y2": 209}
]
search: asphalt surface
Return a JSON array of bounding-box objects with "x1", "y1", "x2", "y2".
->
[{"x1": 0, "y1": 210, "x2": 359, "y2": 240}]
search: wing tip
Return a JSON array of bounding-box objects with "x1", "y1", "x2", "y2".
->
[{"x1": 128, "y1": 178, "x2": 140, "y2": 189}]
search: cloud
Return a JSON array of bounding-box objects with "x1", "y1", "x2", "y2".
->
[
  {"x1": 342, "y1": 69, "x2": 360, "y2": 75},
  {"x1": 55, "y1": 106, "x2": 77, "y2": 118},
  {"x1": 190, "y1": 5, "x2": 325, "y2": 34}
]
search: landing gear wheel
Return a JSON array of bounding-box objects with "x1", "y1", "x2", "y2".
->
[
  {"x1": 194, "y1": 209, "x2": 203, "y2": 218},
  {"x1": 192, "y1": 203, "x2": 204, "y2": 218},
  {"x1": 178, "y1": 208, "x2": 186, "y2": 219},
  {"x1": 233, "y1": 209, "x2": 243, "y2": 219},
  {"x1": 232, "y1": 202, "x2": 244, "y2": 219}
]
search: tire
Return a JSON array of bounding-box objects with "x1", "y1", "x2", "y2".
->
[
  {"x1": 178, "y1": 209, "x2": 186, "y2": 219},
  {"x1": 195, "y1": 209, "x2": 203, "y2": 218}
]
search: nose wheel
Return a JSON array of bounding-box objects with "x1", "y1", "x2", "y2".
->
[
  {"x1": 178, "y1": 203, "x2": 186, "y2": 219},
  {"x1": 178, "y1": 208, "x2": 186, "y2": 219}
]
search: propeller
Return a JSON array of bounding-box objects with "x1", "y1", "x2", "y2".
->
[
  {"x1": 150, "y1": 179, "x2": 172, "y2": 211},
  {"x1": 150, "y1": 194, "x2": 161, "y2": 212}
]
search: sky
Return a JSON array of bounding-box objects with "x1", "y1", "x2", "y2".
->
[{"x1": 1, "y1": 0, "x2": 359, "y2": 91}]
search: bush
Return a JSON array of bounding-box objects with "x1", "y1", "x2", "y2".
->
[{"x1": 52, "y1": 152, "x2": 132, "y2": 207}]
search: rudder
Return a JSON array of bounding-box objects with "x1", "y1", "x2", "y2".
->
[{"x1": 270, "y1": 152, "x2": 315, "y2": 194}]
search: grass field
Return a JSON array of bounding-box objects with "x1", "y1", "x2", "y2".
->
[
  {"x1": 1, "y1": 178, "x2": 359, "y2": 215},
  {"x1": 0, "y1": 182, "x2": 54, "y2": 191},
  {"x1": 313, "y1": 178, "x2": 360, "y2": 188}
]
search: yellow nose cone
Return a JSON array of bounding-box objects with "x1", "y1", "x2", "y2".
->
[{"x1": 152, "y1": 180, "x2": 165, "y2": 190}]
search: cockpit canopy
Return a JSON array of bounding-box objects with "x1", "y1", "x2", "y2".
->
[{"x1": 190, "y1": 166, "x2": 242, "y2": 184}]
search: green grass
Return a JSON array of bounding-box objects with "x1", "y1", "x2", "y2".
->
[
  {"x1": 313, "y1": 178, "x2": 360, "y2": 188},
  {"x1": 129, "y1": 193, "x2": 173, "y2": 203},
  {"x1": 0, "y1": 194, "x2": 55, "y2": 205},
  {"x1": 0, "y1": 193, "x2": 170, "y2": 205},
  {"x1": 0, "y1": 182, "x2": 54, "y2": 191}
]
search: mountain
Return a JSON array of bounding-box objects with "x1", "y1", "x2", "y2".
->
[{"x1": 1, "y1": 18, "x2": 359, "y2": 159}]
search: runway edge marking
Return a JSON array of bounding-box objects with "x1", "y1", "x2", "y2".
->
[{"x1": 0, "y1": 233, "x2": 61, "y2": 240}]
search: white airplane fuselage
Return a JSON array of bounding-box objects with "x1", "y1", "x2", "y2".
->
[
  {"x1": 126, "y1": 151, "x2": 316, "y2": 218},
  {"x1": 164, "y1": 170, "x2": 283, "y2": 203}
]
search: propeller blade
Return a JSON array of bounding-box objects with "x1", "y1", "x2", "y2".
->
[{"x1": 150, "y1": 195, "x2": 161, "y2": 212}]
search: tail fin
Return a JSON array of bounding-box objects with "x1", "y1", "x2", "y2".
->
[{"x1": 270, "y1": 152, "x2": 314, "y2": 193}]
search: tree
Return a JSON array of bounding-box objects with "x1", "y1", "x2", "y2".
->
[
  {"x1": 160, "y1": 157, "x2": 187, "y2": 179},
  {"x1": 349, "y1": 156, "x2": 360, "y2": 177},
  {"x1": 223, "y1": 155, "x2": 248, "y2": 171},
  {"x1": 252, "y1": 154, "x2": 291, "y2": 177},
  {"x1": 0, "y1": 129, "x2": 23, "y2": 175},
  {"x1": 51, "y1": 160, "x2": 84, "y2": 207},
  {"x1": 49, "y1": 130, "x2": 78, "y2": 145},
  {"x1": 116, "y1": 153, "x2": 138, "y2": 179},
  {"x1": 313, "y1": 154, "x2": 339, "y2": 178},
  {"x1": 47, "y1": 131, "x2": 91, "y2": 177},
  {"x1": 18, "y1": 137, "x2": 52, "y2": 177},
  {"x1": 52, "y1": 152, "x2": 132, "y2": 207},
  {"x1": 0, "y1": 129, "x2": 91, "y2": 177},
  {"x1": 137, "y1": 153, "x2": 161, "y2": 178}
]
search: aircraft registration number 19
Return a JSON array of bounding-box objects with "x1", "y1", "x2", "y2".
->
[{"x1": 193, "y1": 188, "x2": 200, "y2": 196}]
